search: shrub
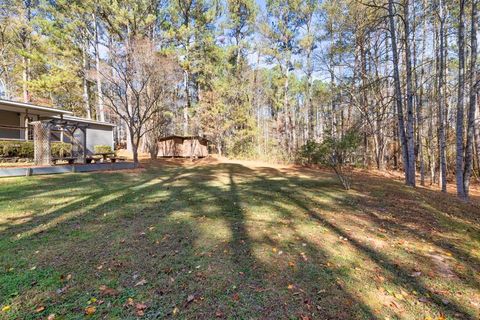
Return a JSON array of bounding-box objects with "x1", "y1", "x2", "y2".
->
[
  {"x1": 19, "y1": 142, "x2": 34, "y2": 158},
  {"x1": 298, "y1": 140, "x2": 319, "y2": 165},
  {"x1": 297, "y1": 130, "x2": 361, "y2": 190},
  {"x1": 94, "y1": 145, "x2": 113, "y2": 154},
  {"x1": 51, "y1": 142, "x2": 72, "y2": 158},
  {"x1": 0, "y1": 141, "x2": 73, "y2": 159},
  {"x1": 0, "y1": 141, "x2": 34, "y2": 158}
]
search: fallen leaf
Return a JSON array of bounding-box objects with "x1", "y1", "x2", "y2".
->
[
  {"x1": 173, "y1": 306, "x2": 179, "y2": 315},
  {"x1": 35, "y1": 306, "x2": 45, "y2": 313},
  {"x1": 186, "y1": 294, "x2": 195, "y2": 303},
  {"x1": 135, "y1": 279, "x2": 148, "y2": 287},
  {"x1": 99, "y1": 285, "x2": 119, "y2": 296},
  {"x1": 124, "y1": 297, "x2": 135, "y2": 307},
  {"x1": 85, "y1": 306, "x2": 96, "y2": 315},
  {"x1": 287, "y1": 284, "x2": 294, "y2": 290},
  {"x1": 136, "y1": 303, "x2": 147, "y2": 310},
  {"x1": 1, "y1": 305, "x2": 11, "y2": 312}
]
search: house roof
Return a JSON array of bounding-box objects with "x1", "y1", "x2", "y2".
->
[
  {"x1": 0, "y1": 99, "x2": 73, "y2": 116},
  {"x1": 0, "y1": 99, "x2": 115, "y2": 127},
  {"x1": 60, "y1": 115, "x2": 116, "y2": 127},
  {"x1": 159, "y1": 135, "x2": 209, "y2": 142}
]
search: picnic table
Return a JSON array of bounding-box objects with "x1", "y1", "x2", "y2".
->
[
  {"x1": 94, "y1": 152, "x2": 115, "y2": 161},
  {"x1": 90, "y1": 152, "x2": 126, "y2": 163},
  {"x1": 52, "y1": 157, "x2": 76, "y2": 165}
]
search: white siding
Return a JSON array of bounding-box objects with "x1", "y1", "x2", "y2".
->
[{"x1": 86, "y1": 124, "x2": 114, "y2": 154}]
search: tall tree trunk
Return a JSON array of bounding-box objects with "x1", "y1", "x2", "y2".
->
[
  {"x1": 93, "y1": 10, "x2": 105, "y2": 122},
  {"x1": 184, "y1": 70, "x2": 190, "y2": 135},
  {"x1": 463, "y1": 0, "x2": 478, "y2": 198},
  {"x1": 82, "y1": 37, "x2": 92, "y2": 119},
  {"x1": 404, "y1": 0, "x2": 416, "y2": 186},
  {"x1": 438, "y1": 0, "x2": 448, "y2": 192},
  {"x1": 456, "y1": 0, "x2": 466, "y2": 198},
  {"x1": 388, "y1": 0, "x2": 411, "y2": 185},
  {"x1": 306, "y1": 46, "x2": 314, "y2": 140},
  {"x1": 416, "y1": 0, "x2": 427, "y2": 186},
  {"x1": 21, "y1": 0, "x2": 32, "y2": 103}
]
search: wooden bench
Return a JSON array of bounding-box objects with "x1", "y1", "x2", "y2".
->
[
  {"x1": 86, "y1": 156, "x2": 102, "y2": 164},
  {"x1": 52, "y1": 157, "x2": 76, "y2": 165},
  {"x1": 109, "y1": 156, "x2": 126, "y2": 163}
]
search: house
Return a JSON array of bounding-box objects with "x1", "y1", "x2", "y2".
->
[
  {"x1": 0, "y1": 99, "x2": 115, "y2": 159},
  {"x1": 157, "y1": 135, "x2": 209, "y2": 158}
]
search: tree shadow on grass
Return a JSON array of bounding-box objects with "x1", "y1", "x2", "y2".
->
[
  {"x1": 274, "y1": 171, "x2": 479, "y2": 319},
  {"x1": 0, "y1": 162, "x2": 478, "y2": 319}
]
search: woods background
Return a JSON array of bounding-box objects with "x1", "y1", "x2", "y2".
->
[{"x1": 1, "y1": 0, "x2": 479, "y2": 197}]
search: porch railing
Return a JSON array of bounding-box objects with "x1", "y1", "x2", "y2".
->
[{"x1": 0, "y1": 124, "x2": 65, "y2": 142}]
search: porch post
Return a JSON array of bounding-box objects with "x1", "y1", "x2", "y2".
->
[
  {"x1": 24, "y1": 111, "x2": 29, "y2": 141},
  {"x1": 81, "y1": 127, "x2": 87, "y2": 164},
  {"x1": 32, "y1": 121, "x2": 51, "y2": 166}
]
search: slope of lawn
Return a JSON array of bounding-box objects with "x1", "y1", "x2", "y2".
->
[{"x1": 0, "y1": 159, "x2": 479, "y2": 319}]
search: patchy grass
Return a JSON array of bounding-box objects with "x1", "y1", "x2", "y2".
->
[{"x1": 0, "y1": 159, "x2": 479, "y2": 319}]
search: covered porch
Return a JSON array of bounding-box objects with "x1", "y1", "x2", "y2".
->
[{"x1": 0, "y1": 99, "x2": 116, "y2": 166}]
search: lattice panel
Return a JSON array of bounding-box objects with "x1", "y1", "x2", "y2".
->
[{"x1": 32, "y1": 121, "x2": 51, "y2": 166}]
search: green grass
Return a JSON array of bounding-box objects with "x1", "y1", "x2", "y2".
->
[{"x1": 0, "y1": 160, "x2": 479, "y2": 319}]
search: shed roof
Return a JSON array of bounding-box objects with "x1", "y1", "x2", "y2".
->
[{"x1": 159, "y1": 135, "x2": 209, "y2": 143}]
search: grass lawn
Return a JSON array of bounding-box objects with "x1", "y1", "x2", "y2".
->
[{"x1": 0, "y1": 159, "x2": 479, "y2": 319}]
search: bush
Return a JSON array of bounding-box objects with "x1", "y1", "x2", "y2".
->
[
  {"x1": 297, "y1": 130, "x2": 361, "y2": 190},
  {"x1": 0, "y1": 141, "x2": 34, "y2": 158},
  {"x1": 51, "y1": 142, "x2": 72, "y2": 158},
  {"x1": 94, "y1": 145, "x2": 113, "y2": 154},
  {"x1": 0, "y1": 141, "x2": 72, "y2": 159},
  {"x1": 298, "y1": 140, "x2": 319, "y2": 165},
  {"x1": 19, "y1": 142, "x2": 34, "y2": 158}
]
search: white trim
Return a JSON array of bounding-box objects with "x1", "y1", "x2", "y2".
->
[
  {"x1": 61, "y1": 115, "x2": 116, "y2": 127},
  {"x1": 0, "y1": 99, "x2": 73, "y2": 115}
]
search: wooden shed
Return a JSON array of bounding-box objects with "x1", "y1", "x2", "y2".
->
[{"x1": 157, "y1": 135, "x2": 209, "y2": 158}]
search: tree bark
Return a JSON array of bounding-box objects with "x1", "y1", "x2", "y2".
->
[
  {"x1": 463, "y1": 0, "x2": 478, "y2": 198},
  {"x1": 456, "y1": 0, "x2": 466, "y2": 198},
  {"x1": 438, "y1": 0, "x2": 448, "y2": 192},
  {"x1": 93, "y1": 10, "x2": 105, "y2": 122},
  {"x1": 388, "y1": 0, "x2": 412, "y2": 185},
  {"x1": 404, "y1": 0, "x2": 416, "y2": 186},
  {"x1": 82, "y1": 36, "x2": 92, "y2": 119}
]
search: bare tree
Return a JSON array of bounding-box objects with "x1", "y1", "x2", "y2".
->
[
  {"x1": 142, "y1": 56, "x2": 182, "y2": 159},
  {"x1": 101, "y1": 38, "x2": 172, "y2": 164}
]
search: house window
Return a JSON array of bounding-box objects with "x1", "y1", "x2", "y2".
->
[{"x1": 24, "y1": 116, "x2": 34, "y2": 140}]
